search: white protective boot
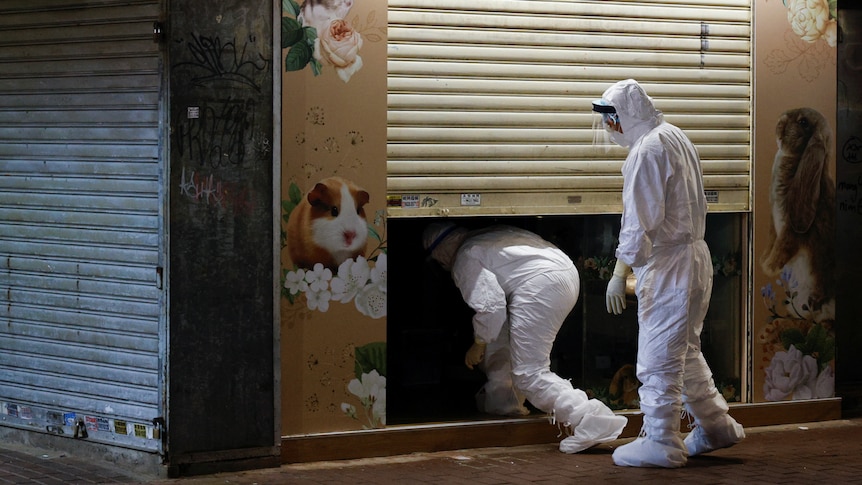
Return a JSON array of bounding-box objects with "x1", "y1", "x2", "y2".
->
[
  {"x1": 554, "y1": 394, "x2": 627, "y2": 454},
  {"x1": 683, "y1": 393, "x2": 745, "y2": 456},
  {"x1": 612, "y1": 416, "x2": 687, "y2": 468}
]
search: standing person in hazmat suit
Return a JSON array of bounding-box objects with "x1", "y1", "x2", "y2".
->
[
  {"x1": 595, "y1": 79, "x2": 745, "y2": 468},
  {"x1": 423, "y1": 223, "x2": 627, "y2": 454}
]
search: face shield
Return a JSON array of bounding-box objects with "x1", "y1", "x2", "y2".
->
[{"x1": 591, "y1": 99, "x2": 619, "y2": 151}]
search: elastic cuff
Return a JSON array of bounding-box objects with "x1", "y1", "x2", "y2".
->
[{"x1": 612, "y1": 259, "x2": 631, "y2": 278}]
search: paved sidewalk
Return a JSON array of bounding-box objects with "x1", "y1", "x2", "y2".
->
[{"x1": 2, "y1": 418, "x2": 862, "y2": 484}]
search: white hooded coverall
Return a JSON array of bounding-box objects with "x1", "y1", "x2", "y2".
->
[
  {"x1": 426, "y1": 224, "x2": 627, "y2": 453},
  {"x1": 601, "y1": 80, "x2": 743, "y2": 467}
]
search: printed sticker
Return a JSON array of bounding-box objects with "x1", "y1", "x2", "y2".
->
[
  {"x1": 20, "y1": 407, "x2": 33, "y2": 420},
  {"x1": 85, "y1": 416, "x2": 98, "y2": 432},
  {"x1": 133, "y1": 424, "x2": 148, "y2": 438},
  {"x1": 97, "y1": 417, "x2": 111, "y2": 432}
]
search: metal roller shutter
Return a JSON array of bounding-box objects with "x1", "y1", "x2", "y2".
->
[
  {"x1": 0, "y1": 0, "x2": 164, "y2": 451},
  {"x1": 387, "y1": 0, "x2": 751, "y2": 217}
]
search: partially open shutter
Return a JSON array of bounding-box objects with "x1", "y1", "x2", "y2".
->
[{"x1": 387, "y1": 0, "x2": 751, "y2": 216}]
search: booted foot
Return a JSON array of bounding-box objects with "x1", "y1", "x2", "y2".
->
[
  {"x1": 559, "y1": 413, "x2": 628, "y2": 454},
  {"x1": 685, "y1": 415, "x2": 745, "y2": 456},
  {"x1": 612, "y1": 436, "x2": 687, "y2": 468}
]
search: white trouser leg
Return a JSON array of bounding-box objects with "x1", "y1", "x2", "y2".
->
[
  {"x1": 634, "y1": 286, "x2": 689, "y2": 423},
  {"x1": 508, "y1": 268, "x2": 625, "y2": 452},
  {"x1": 678, "y1": 277, "x2": 744, "y2": 456},
  {"x1": 617, "y1": 269, "x2": 691, "y2": 467},
  {"x1": 508, "y1": 268, "x2": 579, "y2": 414},
  {"x1": 477, "y1": 325, "x2": 528, "y2": 416}
]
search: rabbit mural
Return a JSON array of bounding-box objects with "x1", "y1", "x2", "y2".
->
[
  {"x1": 760, "y1": 107, "x2": 836, "y2": 321},
  {"x1": 759, "y1": 107, "x2": 836, "y2": 402}
]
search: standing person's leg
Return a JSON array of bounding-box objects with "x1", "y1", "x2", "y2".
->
[
  {"x1": 681, "y1": 352, "x2": 744, "y2": 456},
  {"x1": 681, "y1": 263, "x2": 744, "y2": 455},
  {"x1": 508, "y1": 267, "x2": 626, "y2": 453},
  {"x1": 612, "y1": 266, "x2": 688, "y2": 468}
]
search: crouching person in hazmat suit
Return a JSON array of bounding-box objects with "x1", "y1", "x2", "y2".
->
[
  {"x1": 594, "y1": 79, "x2": 745, "y2": 468},
  {"x1": 423, "y1": 223, "x2": 627, "y2": 453}
]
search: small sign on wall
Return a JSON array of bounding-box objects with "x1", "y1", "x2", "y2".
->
[{"x1": 460, "y1": 193, "x2": 481, "y2": 206}]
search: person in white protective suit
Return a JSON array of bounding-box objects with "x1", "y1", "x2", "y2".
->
[
  {"x1": 423, "y1": 223, "x2": 628, "y2": 453},
  {"x1": 594, "y1": 79, "x2": 745, "y2": 468}
]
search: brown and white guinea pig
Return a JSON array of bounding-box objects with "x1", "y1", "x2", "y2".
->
[
  {"x1": 287, "y1": 176, "x2": 369, "y2": 271},
  {"x1": 760, "y1": 107, "x2": 835, "y2": 307}
]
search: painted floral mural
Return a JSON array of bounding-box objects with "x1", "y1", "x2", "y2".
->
[
  {"x1": 281, "y1": 0, "x2": 388, "y2": 433},
  {"x1": 765, "y1": 0, "x2": 837, "y2": 82},
  {"x1": 759, "y1": 267, "x2": 835, "y2": 401},
  {"x1": 342, "y1": 348, "x2": 387, "y2": 430},
  {"x1": 784, "y1": 0, "x2": 837, "y2": 47},
  {"x1": 283, "y1": 248, "x2": 387, "y2": 318},
  {"x1": 281, "y1": 0, "x2": 384, "y2": 82}
]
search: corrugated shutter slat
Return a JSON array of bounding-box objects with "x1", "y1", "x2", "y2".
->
[{"x1": 0, "y1": 0, "x2": 163, "y2": 451}]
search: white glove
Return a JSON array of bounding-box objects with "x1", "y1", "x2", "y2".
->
[
  {"x1": 465, "y1": 340, "x2": 487, "y2": 370},
  {"x1": 606, "y1": 259, "x2": 631, "y2": 315}
]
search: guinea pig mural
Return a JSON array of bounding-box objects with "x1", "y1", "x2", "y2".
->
[{"x1": 286, "y1": 176, "x2": 370, "y2": 271}]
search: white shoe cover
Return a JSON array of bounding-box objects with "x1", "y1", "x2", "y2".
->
[
  {"x1": 559, "y1": 412, "x2": 628, "y2": 454},
  {"x1": 685, "y1": 415, "x2": 745, "y2": 456},
  {"x1": 612, "y1": 436, "x2": 687, "y2": 468}
]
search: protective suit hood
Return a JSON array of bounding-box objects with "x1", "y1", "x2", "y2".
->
[
  {"x1": 423, "y1": 222, "x2": 468, "y2": 271},
  {"x1": 600, "y1": 79, "x2": 663, "y2": 148}
]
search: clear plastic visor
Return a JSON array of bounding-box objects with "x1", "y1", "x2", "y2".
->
[{"x1": 592, "y1": 111, "x2": 614, "y2": 150}]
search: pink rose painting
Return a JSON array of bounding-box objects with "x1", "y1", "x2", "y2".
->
[
  {"x1": 282, "y1": 0, "x2": 372, "y2": 83},
  {"x1": 314, "y1": 19, "x2": 364, "y2": 82}
]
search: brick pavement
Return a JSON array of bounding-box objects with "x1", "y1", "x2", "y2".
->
[
  {"x1": 2, "y1": 418, "x2": 861, "y2": 484},
  {"x1": 0, "y1": 442, "x2": 143, "y2": 485}
]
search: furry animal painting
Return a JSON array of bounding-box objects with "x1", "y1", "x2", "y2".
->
[
  {"x1": 287, "y1": 176, "x2": 369, "y2": 270},
  {"x1": 298, "y1": 0, "x2": 353, "y2": 31},
  {"x1": 760, "y1": 107, "x2": 835, "y2": 319},
  {"x1": 608, "y1": 364, "x2": 641, "y2": 408}
]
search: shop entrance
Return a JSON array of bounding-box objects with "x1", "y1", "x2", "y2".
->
[{"x1": 387, "y1": 213, "x2": 744, "y2": 425}]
